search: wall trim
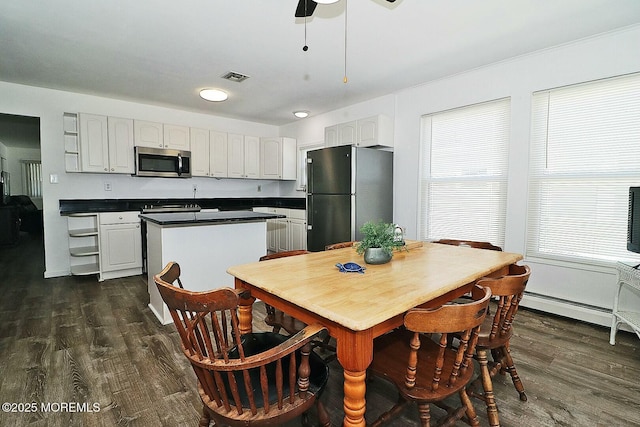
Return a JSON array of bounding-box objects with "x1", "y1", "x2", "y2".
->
[{"x1": 521, "y1": 291, "x2": 612, "y2": 328}]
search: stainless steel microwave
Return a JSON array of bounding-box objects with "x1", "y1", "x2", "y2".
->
[{"x1": 134, "y1": 146, "x2": 191, "y2": 178}]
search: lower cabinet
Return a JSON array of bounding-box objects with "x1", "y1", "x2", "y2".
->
[
  {"x1": 99, "y1": 212, "x2": 142, "y2": 280},
  {"x1": 67, "y1": 211, "x2": 142, "y2": 281},
  {"x1": 259, "y1": 208, "x2": 307, "y2": 253}
]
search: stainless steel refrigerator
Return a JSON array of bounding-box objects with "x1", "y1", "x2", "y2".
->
[{"x1": 306, "y1": 145, "x2": 393, "y2": 251}]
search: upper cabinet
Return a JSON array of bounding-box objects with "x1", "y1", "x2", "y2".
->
[
  {"x1": 325, "y1": 115, "x2": 393, "y2": 148},
  {"x1": 190, "y1": 127, "x2": 210, "y2": 177},
  {"x1": 190, "y1": 128, "x2": 229, "y2": 178},
  {"x1": 356, "y1": 115, "x2": 393, "y2": 148},
  {"x1": 134, "y1": 121, "x2": 190, "y2": 150},
  {"x1": 107, "y1": 117, "x2": 135, "y2": 173},
  {"x1": 163, "y1": 124, "x2": 190, "y2": 150},
  {"x1": 210, "y1": 130, "x2": 228, "y2": 178},
  {"x1": 134, "y1": 120, "x2": 163, "y2": 148},
  {"x1": 65, "y1": 112, "x2": 296, "y2": 180},
  {"x1": 78, "y1": 113, "x2": 109, "y2": 173},
  {"x1": 228, "y1": 134, "x2": 260, "y2": 179},
  {"x1": 324, "y1": 125, "x2": 338, "y2": 147},
  {"x1": 76, "y1": 113, "x2": 134, "y2": 174},
  {"x1": 339, "y1": 121, "x2": 358, "y2": 146},
  {"x1": 260, "y1": 137, "x2": 297, "y2": 180}
]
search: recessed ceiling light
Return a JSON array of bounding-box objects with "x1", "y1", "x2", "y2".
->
[
  {"x1": 199, "y1": 89, "x2": 228, "y2": 102},
  {"x1": 315, "y1": 0, "x2": 339, "y2": 3},
  {"x1": 293, "y1": 111, "x2": 309, "y2": 118}
]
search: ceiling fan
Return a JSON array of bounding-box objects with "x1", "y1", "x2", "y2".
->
[{"x1": 295, "y1": 0, "x2": 396, "y2": 18}]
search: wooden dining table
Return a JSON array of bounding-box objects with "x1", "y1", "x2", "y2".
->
[{"x1": 227, "y1": 241, "x2": 522, "y2": 427}]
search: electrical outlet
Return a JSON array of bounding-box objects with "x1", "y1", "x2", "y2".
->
[
  {"x1": 257, "y1": 185, "x2": 261, "y2": 192},
  {"x1": 104, "y1": 182, "x2": 112, "y2": 191},
  {"x1": 192, "y1": 184, "x2": 198, "y2": 192}
]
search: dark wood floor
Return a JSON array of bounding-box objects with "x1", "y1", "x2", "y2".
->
[{"x1": 1, "y1": 232, "x2": 639, "y2": 426}]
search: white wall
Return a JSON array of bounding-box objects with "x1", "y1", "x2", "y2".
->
[
  {"x1": 282, "y1": 25, "x2": 640, "y2": 326},
  {"x1": 0, "y1": 83, "x2": 284, "y2": 278}
]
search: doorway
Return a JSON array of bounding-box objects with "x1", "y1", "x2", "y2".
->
[{"x1": 0, "y1": 113, "x2": 44, "y2": 253}]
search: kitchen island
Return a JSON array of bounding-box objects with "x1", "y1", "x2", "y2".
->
[{"x1": 141, "y1": 210, "x2": 284, "y2": 324}]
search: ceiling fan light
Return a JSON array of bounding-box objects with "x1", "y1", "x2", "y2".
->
[
  {"x1": 293, "y1": 110, "x2": 309, "y2": 118},
  {"x1": 199, "y1": 88, "x2": 228, "y2": 102}
]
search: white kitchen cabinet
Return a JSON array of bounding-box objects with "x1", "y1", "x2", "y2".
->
[
  {"x1": 67, "y1": 213, "x2": 100, "y2": 276},
  {"x1": 163, "y1": 124, "x2": 190, "y2": 150},
  {"x1": 324, "y1": 120, "x2": 356, "y2": 147},
  {"x1": 356, "y1": 114, "x2": 394, "y2": 148},
  {"x1": 276, "y1": 217, "x2": 289, "y2": 253},
  {"x1": 191, "y1": 129, "x2": 229, "y2": 178},
  {"x1": 134, "y1": 120, "x2": 164, "y2": 148},
  {"x1": 244, "y1": 135, "x2": 260, "y2": 178},
  {"x1": 78, "y1": 114, "x2": 134, "y2": 174},
  {"x1": 133, "y1": 121, "x2": 190, "y2": 150},
  {"x1": 190, "y1": 127, "x2": 210, "y2": 177},
  {"x1": 324, "y1": 115, "x2": 394, "y2": 148},
  {"x1": 228, "y1": 133, "x2": 260, "y2": 178},
  {"x1": 260, "y1": 208, "x2": 307, "y2": 253},
  {"x1": 338, "y1": 121, "x2": 358, "y2": 146},
  {"x1": 210, "y1": 130, "x2": 228, "y2": 177},
  {"x1": 288, "y1": 209, "x2": 307, "y2": 251},
  {"x1": 99, "y1": 212, "x2": 142, "y2": 280},
  {"x1": 266, "y1": 218, "x2": 279, "y2": 253},
  {"x1": 260, "y1": 137, "x2": 297, "y2": 180},
  {"x1": 67, "y1": 212, "x2": 142, "y2": 281},
  {"x1": 325, "y1": 125, "x2": 338, "y2": 147},
  {"x1": 107, "y1": 117, "x2": 135, "y2": 173},
  {"x1": 78, "y1": 113, "x2": 109, "y2": 173}
]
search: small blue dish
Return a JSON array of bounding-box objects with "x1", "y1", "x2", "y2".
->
[{"x1": 336, "y1": 262, "x2": 366, "y2": 274}]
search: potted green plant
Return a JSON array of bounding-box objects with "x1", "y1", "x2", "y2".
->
[{"x1": 355, "y1": 220, "x2": 405, "y2": 264}]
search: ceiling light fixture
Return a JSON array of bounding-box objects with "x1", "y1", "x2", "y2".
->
[
  {"x1": 315, "y1": 0, "x2": 340, "y2": 3},
  {"x1": 199, "y1": 89, "x2": 228, "y2": 102},
  {"x1": 293, "y1": 111, "x2": 309, "y2": 119}
]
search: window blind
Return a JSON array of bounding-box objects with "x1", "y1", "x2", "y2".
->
[
  {"x1": 527, "y1": 73, "x2": 640, "y2": 265},
  {"x1": 419, "y1": 98, "x2": 510, "y2": 246},
  {"x1": 21, "y1": 160, "x2": 42, "y2": 198}
]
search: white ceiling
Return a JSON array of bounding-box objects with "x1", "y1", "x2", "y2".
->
[{"x1": 1, "y1": 0, "x2": 640, "y2": 148}]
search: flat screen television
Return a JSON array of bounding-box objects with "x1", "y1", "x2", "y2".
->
[{"x1": 627, "y1": 187, "x2": 640, "y2": 254}]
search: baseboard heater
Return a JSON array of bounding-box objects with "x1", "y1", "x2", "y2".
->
[{"x1": 521, "y1": 291, "x2": 613, "y2": 328}]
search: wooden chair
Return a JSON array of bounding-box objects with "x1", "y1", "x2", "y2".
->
[
  {"x1": 368, "y1": 285, "x2": 492, "y2": 427},
  {"x1": 467, "y1": 264, "x2": 531, "y2": 427},
  {"x1": 259, "y1": 251, "x2": 311, "y2": 336},
  {"x1": 434, "y1": 239, "x2": 503, "y2": 252},
  {"x1": 154, "y1": 262, "x2": 331, "y2": 427},
  {"x1": 324, "y1": 241, "x2": 356, "y2": 251},
  {"x1": 259, "y1": 251, "x2": 337, "y2": 359}
]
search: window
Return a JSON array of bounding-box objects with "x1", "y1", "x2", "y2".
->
[
  {"x1": 528, "y1": 73, "x2": 640, "y2": 265},
  {"x1": 21, "y1": 160, "x2": 42, "y2": 198},
  {"x1": 419, "y1": 98, "x2": 510, "y2": 246},
  {"x1": 296, "y1": 142, "x2": 323, "y2": 191}
]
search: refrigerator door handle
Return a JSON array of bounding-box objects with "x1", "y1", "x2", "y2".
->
[
  {"x1": 307, "y1": 157, "x2": 313, "y2": 194},
  {"x1": 307, "y1": 196, "x2": 313, "y2": 230}
]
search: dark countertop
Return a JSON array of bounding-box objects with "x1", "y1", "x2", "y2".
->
[
  {"x1": 59, "y1": 197, "x2": 305, "y2": 214},
  {"x1": 139, "y1": 210, "x2": 285, "y2": 226}
]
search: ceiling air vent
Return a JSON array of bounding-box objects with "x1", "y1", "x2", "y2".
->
[{"x1": 221, "y1": 71, "x2": 250, "y2": 83}]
